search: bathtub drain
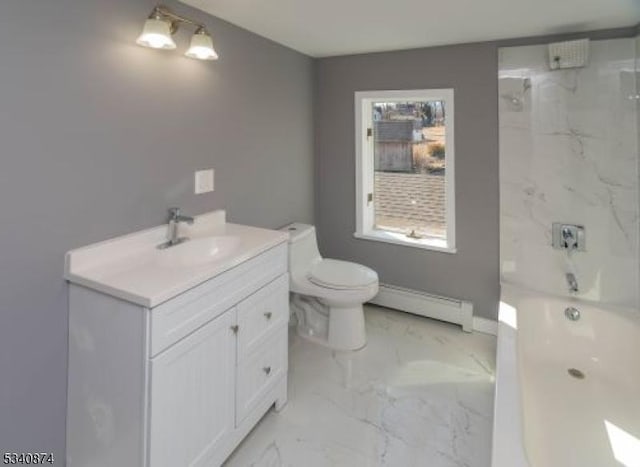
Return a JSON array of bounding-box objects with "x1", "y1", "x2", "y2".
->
[{"x1": 568, "y1": 368, "x2": 585, "y2": 379}]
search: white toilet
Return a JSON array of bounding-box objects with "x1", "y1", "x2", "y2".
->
[{"x1": 280, "y1": 223, "x2": 379, "y2": 351}]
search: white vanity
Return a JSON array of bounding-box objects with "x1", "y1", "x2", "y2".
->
[{"x1": 65, "y1": 210, "x2": 289, "y2": 467}]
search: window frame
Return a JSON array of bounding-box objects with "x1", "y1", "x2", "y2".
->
[{"x1": 354, "y1": 89, "x2": 456, "y2": 253}]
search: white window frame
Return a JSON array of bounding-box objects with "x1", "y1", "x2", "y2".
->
[{"x1": 354, "y1": 89, "x2": 456, "y2": 253}]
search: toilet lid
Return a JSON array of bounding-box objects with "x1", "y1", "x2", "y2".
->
[{"x1": 308, "y1": 259, "x2": 378, "y2": 290}]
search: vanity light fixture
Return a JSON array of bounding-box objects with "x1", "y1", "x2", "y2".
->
[
  {"x1": 136, "y1": 12, "x2": 176, "y2": 50},
  {"x1": 185, "y1": 28, "x2": 219, "y2": 60},
  {"x1": 136, "y1": 5, "x2": 218, "y2": 60}
]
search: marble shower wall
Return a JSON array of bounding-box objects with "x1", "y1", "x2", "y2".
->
[{"x1": 499, "y1": 38, "x2": 639, "y2": 308}]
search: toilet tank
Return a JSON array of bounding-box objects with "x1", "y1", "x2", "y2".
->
[{"x1": 279, "y1": 223, "x2": 321, "y2": 275}]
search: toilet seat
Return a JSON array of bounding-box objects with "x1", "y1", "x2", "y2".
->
[{"x1": 307, "y1": 259, "x2": 378, "y2": 290}]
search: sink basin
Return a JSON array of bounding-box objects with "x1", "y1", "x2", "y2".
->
[{"x1": 156, "y1": 236, "x2": 241, "y2": 267}]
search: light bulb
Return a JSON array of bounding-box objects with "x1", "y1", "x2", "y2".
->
[
  {"x1": 136, "y1": 18, "x2": 176, "y2": 50},
  {"x1": 185, "y1": 29, "x2": 218, "y2": 60}
]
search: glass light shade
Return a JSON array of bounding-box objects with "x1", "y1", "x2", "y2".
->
[
  {"x1": 136, "y1": 18, "x2": 176, "y2": 50},
  {"x1": 185, "y1": 31, "x2": 219, "y2": 60}
]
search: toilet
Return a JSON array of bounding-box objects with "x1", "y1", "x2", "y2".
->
[{"x1": 280, "y1": 223, "x2": 379, "y2": 351}]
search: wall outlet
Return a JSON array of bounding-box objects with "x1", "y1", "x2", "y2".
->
[{"x1": 194, "y1": 169, "x2": 214, "y2": 194}]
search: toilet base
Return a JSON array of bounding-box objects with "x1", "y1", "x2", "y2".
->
[
  {"x1": 291, "y1": 294, "x2": 367, "y2": 351},
  {"x1": 327, "y1": 304, "x2": 367, "y2": 351}
]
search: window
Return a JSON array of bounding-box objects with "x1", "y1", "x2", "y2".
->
[{"x1": 354, "y1": 89, "x2": 456, "y2": 253}]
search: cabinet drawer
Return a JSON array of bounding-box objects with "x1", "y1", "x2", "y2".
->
[
  {"x1": 150, "y1": 243, "x2": 286, "y2": 356},
  {"x1": 236, "y1": 326, "x2": 288, "y2": 425},
  {"x1": 237, "y1": 274, "x2": 289, "y2": 360}
]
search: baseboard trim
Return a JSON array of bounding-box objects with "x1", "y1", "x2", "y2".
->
[
  {"x1": 472, "y1": 316, "x2": 498, "y2": 336},
  {"x1": 370, "y1": 284, "x2": 498, "y2": 334},
  {"x1": 370, "y1": 283, "x2": 474, "y2": 332}
]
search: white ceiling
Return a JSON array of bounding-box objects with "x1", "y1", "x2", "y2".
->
[{"x1": 182, "y1": 0, "x2": 640, "y2": 57}]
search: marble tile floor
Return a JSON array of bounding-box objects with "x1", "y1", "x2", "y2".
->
[{"x1": 224, "y1": 305, "x2": 497, "y2": 467}]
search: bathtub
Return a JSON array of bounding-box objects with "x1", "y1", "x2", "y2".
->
[{"x1": 492, "y1": 284, "x2": 640, "y2": 467}]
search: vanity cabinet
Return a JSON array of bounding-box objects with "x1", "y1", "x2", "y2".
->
[{"x1": 66, "y1": 243, "x2": 289, "y2": 467}]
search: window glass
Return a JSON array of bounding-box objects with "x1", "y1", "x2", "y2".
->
[{"x1": 372, "y1": 100, "x2": 447, "y2": 240}]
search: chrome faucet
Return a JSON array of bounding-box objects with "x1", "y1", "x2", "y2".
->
[
  {"x1": 157, "y1": 207, "x2": 195, "y2": 249},
  {"x1": 566, "y1": 272, "x2": 579, "y2": 293}
]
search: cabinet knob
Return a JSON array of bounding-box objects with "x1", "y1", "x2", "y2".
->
[
  {"x1": 263, "y1": 366, "x2": 272, "y2": 376},
  {"x1": 230, "y1": 325, "x2": 239, "y2": 334},
  {"x1": 264, "y1": 312, "x2": 273, "y2": 320}
]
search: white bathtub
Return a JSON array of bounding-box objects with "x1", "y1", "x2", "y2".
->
[{"x1": 492, "y1": 284, "x2": 640, "y2": 467}]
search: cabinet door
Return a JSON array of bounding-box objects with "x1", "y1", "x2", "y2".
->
[{"x1": 148, "y1": 309, "x2": 236, "y2": 467}]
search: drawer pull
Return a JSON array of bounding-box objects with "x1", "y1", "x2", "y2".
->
[
  {"x1": 264, "y1": 312, "x2": 273, "y2": 320},
  {"x1": 230, "y1": 325, "x2": 239, "y2": 334},
  {"x1": 263, "y1": 366, "x2": 272, "y2": 376}
]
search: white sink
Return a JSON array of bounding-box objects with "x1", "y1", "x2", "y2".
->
[
  {"x1": 65, "y1": 210, "x2": 289, "y2": 307},
  {"x1": 156, "y1": 236, "x2": 241, "y2": 267}
]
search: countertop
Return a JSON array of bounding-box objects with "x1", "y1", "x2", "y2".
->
[{"x1": 65, "y1": 210, "x2": 288, "y2": 308}]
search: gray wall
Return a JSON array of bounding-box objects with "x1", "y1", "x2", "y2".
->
[
  {"x1": 637, "y1": 30, "x2": 640, "y2": 298},
  {"x1": 0, "y1": 0, "x2": 313, "y2": 461},
  {"x1": 315, "y1": 43, "x2": 501, "y2": 319},
  {"x1": 313, "y1": 27, "x2": 637, "y2": 321}
]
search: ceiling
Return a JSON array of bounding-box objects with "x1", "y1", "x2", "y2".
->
[{"x1": 182, "y1": 0, "x2": 640, "y2": 57}]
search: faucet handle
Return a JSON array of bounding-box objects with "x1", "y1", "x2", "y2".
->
[
  {"x1": 552, "y1": 223, "x2": 584, "y2": 251},
  {"x1": 168, "y1": 207, "x2": 180, "y2": 220}
]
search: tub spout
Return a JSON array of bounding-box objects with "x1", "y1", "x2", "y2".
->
[{"x1": 566, "y1": 273, "x2": 578, "y2": 293}]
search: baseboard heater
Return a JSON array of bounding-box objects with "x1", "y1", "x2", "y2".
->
[{"x1": 369, "y1": 283, "x2": 474, "y2": 332}]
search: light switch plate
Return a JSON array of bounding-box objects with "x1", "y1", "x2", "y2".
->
[{"x1": 194, "y1": 169, "x2": 214, "y2": 194}]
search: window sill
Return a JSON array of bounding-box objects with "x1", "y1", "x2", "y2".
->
[{"x1": 353, "y1": 230, "x2": 457, "y2": 254}]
